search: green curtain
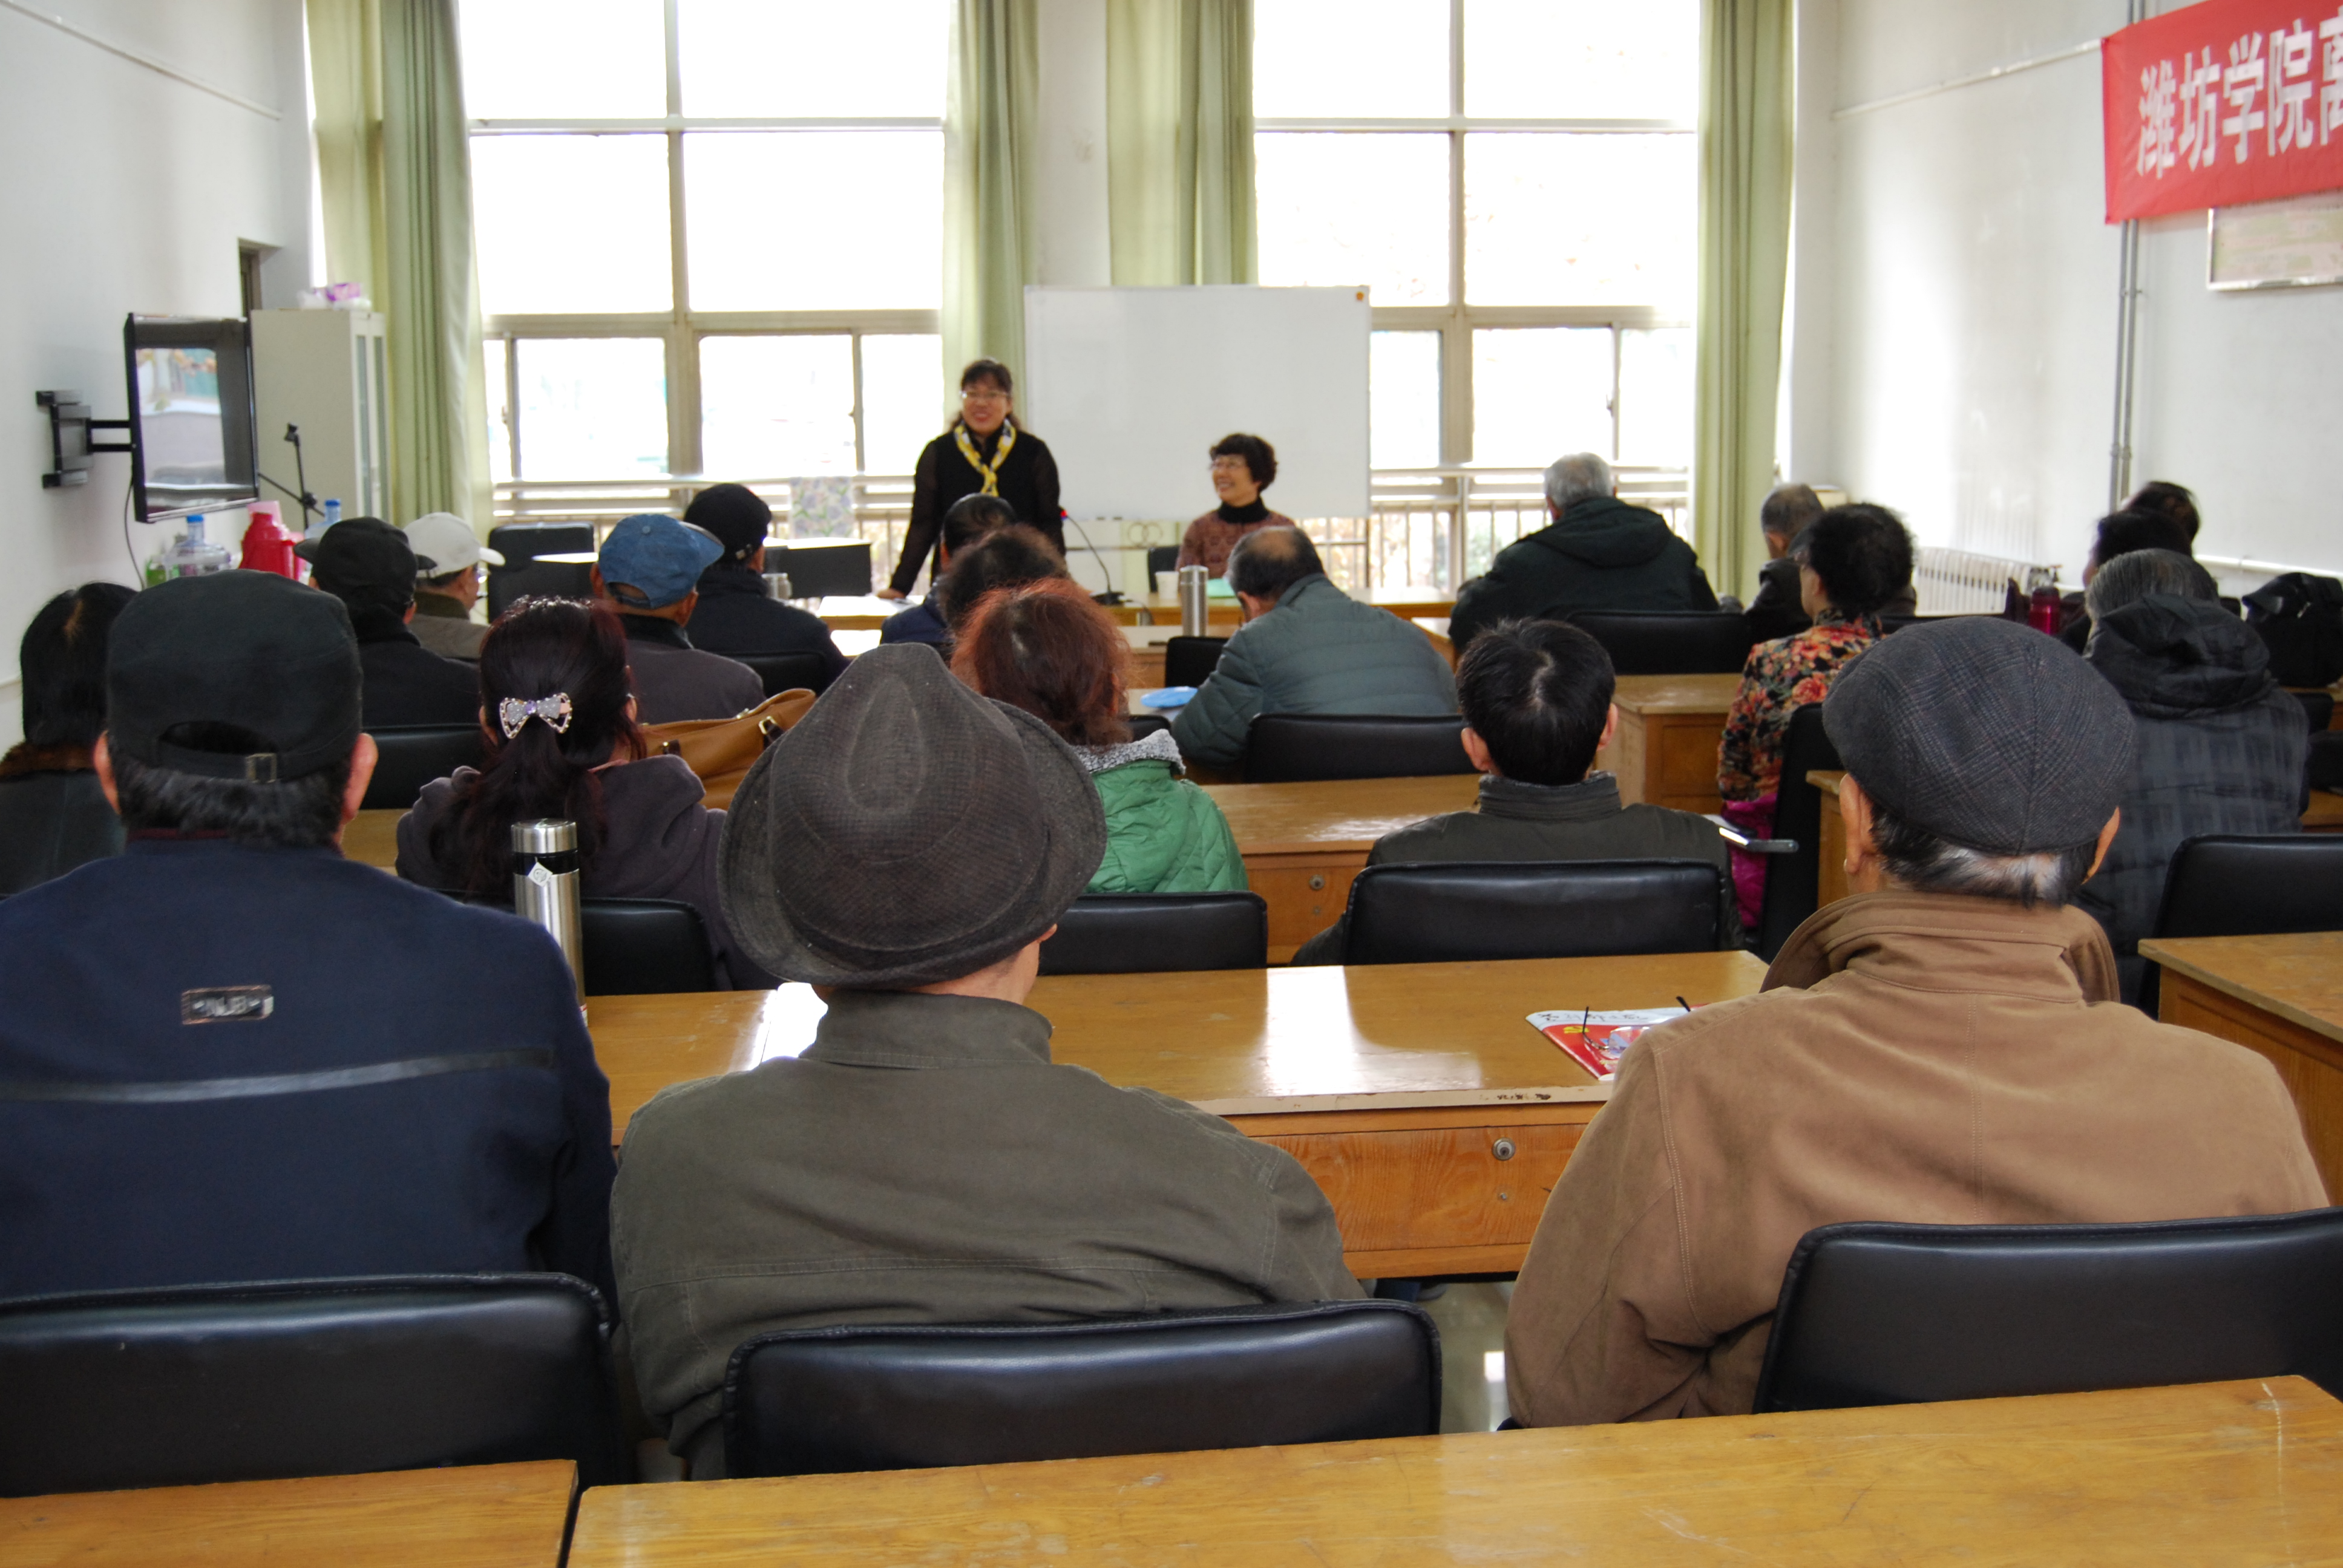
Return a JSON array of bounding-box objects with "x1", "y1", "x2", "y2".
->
[
  {"x1": 1106, "y1": 0, "x2": 1256, "y2": 286},
  {"x1": 943, "y1": 0, "x2": 1041, "y2": 394},
  {"x1": 306, "y1": 0, "x2": 485, "y2": 530},
  {"x1": 1691, "y1": 0, "x2": 1794, "y2": 602}
]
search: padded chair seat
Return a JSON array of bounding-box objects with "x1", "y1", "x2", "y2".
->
[
  {"x1": 1342, "y1": 859, "x2": 1726, "y2": 965},
  {"x1": 1244, "y1": 714, "x2": 1473, "y2": 783},
  {"x1": 1038, "y1": 892, "x2": 1268, "y2": 975}
]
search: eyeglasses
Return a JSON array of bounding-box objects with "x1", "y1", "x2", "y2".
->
[
  {"x1": 960, "y1": 387, "x2": 1010, "y2": 405},
  {"x1": 1210, "y1": 457, "x2": 1250, "y2": 472}
]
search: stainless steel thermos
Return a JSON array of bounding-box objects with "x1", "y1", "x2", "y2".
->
[{"x1": 511, "y1": 818, "x2": 584, "y2": 1001}]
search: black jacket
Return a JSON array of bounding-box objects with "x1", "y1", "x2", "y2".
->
[
  {"x1": 889, "y1": 423, "x2": 1064, "y2": 592},
  {"x1": 2073, "y1": 595, "x2": 2309, "y2": 1003},
  {"x1": 1745, "y1": 553, "x2": 1918, "y2": 642},
  {"x1": 1291, "y1": 772, "x2": 1743, "y2": 964},
  {"x1": 1448, "y1": 496, "x2": 1719, "y2": 649},
  {"x1": 687, "y1": 562, "x2": 849, "y2": 679},
  {"x1": 0, "y1": 759, "x2": 121, "y2": 896},
  {"x1": 0, "y1": 838, "x2": 616, "y2": 1300},
  {"x1": 360, "y1": 627, "x2": 482, "y2": 728}
]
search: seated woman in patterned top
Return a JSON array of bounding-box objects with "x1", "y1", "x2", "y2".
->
[
  {"x1": 1715, "y1": 502, "x2": 1915, "y2": 929},
  {"x1": 1175, "y1": 433, "x2": 1295, "y2": 578}
]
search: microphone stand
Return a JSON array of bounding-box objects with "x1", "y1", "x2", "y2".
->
[{"x1": 1062, "y1": 512, "x2": 1126, "y2": 606}]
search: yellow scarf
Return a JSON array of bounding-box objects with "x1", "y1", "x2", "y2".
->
[{"x1": 954, "y1": 421, "x2": 1016, "y2": 495}]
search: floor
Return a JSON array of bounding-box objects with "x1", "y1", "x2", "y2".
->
[{"x1": 1423, "y1": 1281, "x2": 1514, "y2": 1432}]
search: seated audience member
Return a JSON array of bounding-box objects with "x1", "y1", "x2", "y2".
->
[
  {"x1": 2070, "y1": 550, "x2": 2306, "y2": 1004},
  {"x1": 0, "y1": 572, "x2": 614, "y2": 1300},
  {"x1": 1716, "y1": 503, "x2": 1914, "y2": 930},
  {"x1": 954, "y1": 579, "x2": 1245, "y2": 895},
  {"x1": 592, "y1": 512, "x2": 764, "y2": 724},
  {"x1": 1177, "y1": 433, "x2": 1295, "y2": 578},
  {"x1": 1172, "y1": 527, "x2": 1458, "y2": 770},
  {"x1": 881, "y1": 492, "x2": 1019, "y2": 648},
  {"x1": 1447, "y1": 453, "x2": 1719, "y2": 650},
  {"x1": 2060, "y1": 508, "x2": 2198, "y2": 651},
  {"x1": 1502, "y1": 617, "x2": 2325, "y2": 1428},
  {"x1": 299, "y1": 517, "x2": 480, "y2": 726},
  {"x1": 1740, "y1": 483, "x2": 1826, "y2": 642},
  {"x1": 2125, "y1": 479, "x2": 2201, "y2": 543},
  {"x1": 679, "y1": 483, "x2": 848, "y2": 679},
  {"x1": 0, "y1": 583, "x2": 133, "y2": 895},
  {"x1": 611, "y1": 646, "x2": 1359, "y2": 1474},
  {"x1": 396, "y1": 597, "x2": 777, "y2": 990},
  {"x1": 1293, "y1": 620, "x2": 1739, "y2": 964},
  {"x1": 934, "y1": 523, "x2": 1074, "y2": 638},
  {"x1": 402, "y1": 511, "x2": 502, "y2": 660}
]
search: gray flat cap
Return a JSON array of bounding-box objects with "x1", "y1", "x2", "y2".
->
[
  {"x1": 1822, "y1": 616, "x2": 2136, "y2": 854},
  {"x1": 718, "y1": 643, "x2": 1107, "y2": 988}
]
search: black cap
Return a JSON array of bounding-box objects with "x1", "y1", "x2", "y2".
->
[
  {"x1": 1822, "y1": 616, "x2": 2136, "y2": 855},
  {"x1": 683, "y1": 483, "x2": 773, "y2": 561},
  {"x1": 296, "y1": 517, "x2": 424, "y2": 605},
  {"x1": 107, "y1": 572, "x2": 363, "y2": 783}
]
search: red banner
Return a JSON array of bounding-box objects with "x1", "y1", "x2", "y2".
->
[{"x1": 2103, "y1": 0, "x2": 2343, "y2": 221}]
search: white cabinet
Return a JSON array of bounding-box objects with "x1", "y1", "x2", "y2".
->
[{"x1": 249, "y1": 309, "x2": 390, "y2": 523}]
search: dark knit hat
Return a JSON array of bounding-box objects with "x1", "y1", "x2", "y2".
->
[
  {"x1": 718, "y1": 644, "x2": 1107, "y2": 987},
  {"x1": 684, "y1": 483, "x2": 773, "y2": 561},
  {"x1": 1822, "y1": 616, "x2": 2136, "y2": 854}
]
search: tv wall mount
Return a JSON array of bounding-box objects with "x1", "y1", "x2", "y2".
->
[{"x1": 38, "y1": 390, "x2": 132, "y2": 489}]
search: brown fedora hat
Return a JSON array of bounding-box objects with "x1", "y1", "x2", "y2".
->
[{"x1": 718, "y1": 644, "x2": 1106, "y2": 987}]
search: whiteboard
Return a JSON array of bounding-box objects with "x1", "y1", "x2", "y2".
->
[{"x1": 1021, "y1": 286, "x2": 1371, "y2": 521}]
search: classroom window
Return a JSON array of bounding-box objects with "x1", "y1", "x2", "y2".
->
[
  {"x1": 1255, "y1": 0, "x2": 1697, "y2": 469},
  {"x1": 464, "y1": 0, "x2": 948, "y2": 481}
]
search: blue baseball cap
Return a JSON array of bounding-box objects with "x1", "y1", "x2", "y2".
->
[{"x1": 598, "y1": 513, "x2": 724, "y2": 610}]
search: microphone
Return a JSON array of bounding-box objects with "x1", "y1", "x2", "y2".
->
[{"x1": 1061, "y1": 511, "x2": 1126, "y2": 606}]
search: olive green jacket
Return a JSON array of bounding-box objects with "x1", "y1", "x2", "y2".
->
[{"x1": 1082, "y1": 733, "x2": 1248, "y2": 895}]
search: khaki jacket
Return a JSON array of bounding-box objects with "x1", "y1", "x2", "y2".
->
[
  {"x1": 1505, "y1": 891, "x2": 2325, "y2": 1428},
  {"x1": 612, "y1": 990, "x2": 1361, "y2": 1457}
]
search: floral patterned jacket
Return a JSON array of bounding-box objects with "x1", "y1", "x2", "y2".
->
[{"x1": 1716, "y1": 612, "x2": 1881, "y2": 801}]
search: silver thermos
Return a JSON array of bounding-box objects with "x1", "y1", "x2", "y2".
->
[
  {"x1": 1178, "y1": 565, "x2": 1210, "y2": 638},
  {"x1": 512, "y1": 819, "x2": 584, "y2": 1001}
]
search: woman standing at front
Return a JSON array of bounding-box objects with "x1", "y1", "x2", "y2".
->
[{"x1": 879, "y1": 358, "x2": 1063, "y2": 600}]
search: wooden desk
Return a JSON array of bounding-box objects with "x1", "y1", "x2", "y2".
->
[
  {"x1": 1202, "y1": 775, "x2": 1478, "y2": 959},
  {"x1": 811, "y1": 595, "x2": 900, "y2": 631},
  {"x1": 2143, "y1": 931, "x2": 2343, "y2": 1201},
  {"x1": 2308, "y1": 789, "x2": 2343, "y2": 831},
  {"x1": 344, "y1": 809, "x2": 401, "y2": 871},
  {"x1": 589, "y1": 950, "x2": 1766, "y2": 1278},
  {"x1": 1595, "y1": 672, "x2": 1740, "y2": 816},
  {"x1": 568, "y1": 1377, "x2": 2343, "y2": 1567},
  {"x1": 0, "y1": 1460, "x2": 575, "y2": 1568}
]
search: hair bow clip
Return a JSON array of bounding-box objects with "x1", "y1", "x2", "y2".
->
[{"x1": 498, "y1": 693, "x2": 574, "y2": 739}]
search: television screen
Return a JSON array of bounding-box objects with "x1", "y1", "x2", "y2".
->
[{"x1": 123, "y1": 316, "x2": 257, "y2": 521}]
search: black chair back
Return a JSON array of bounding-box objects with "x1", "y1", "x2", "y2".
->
[
  {"x1": 1568, "y1": 610, "x2": 1757, "y2": 675},
  {"x1": 1343, "y1": 859, "x2": 1725, "y2": 965},
  {"x1": 1163, "y1": 635, "x2": 1228, "y2": 689},
  {"x1": 2295, "y1": 689, "x2": 2335, "y2": 733},
  {"x1": 2145, "y1": 833, "x2": 2343, "y2": 1014},
  {"x1": 485, "y1": 523, "x2": 594, "y2": 617},
  {"x1": 2310, "y1": 730, "x2": 2343, "y2": 792},
  {"x1": 723, "y1": 1300, "x2": 1439, "y2": 1478},
  {"x1": 1147, "y1": 545, "x2": 1182, "y2": 580},
  {"x1": 362, "y1": 724, "x2": 486, "y2": 811},
  {"x1": 764, "y1": 537, "x2": 872, "y2": 597},
  {"x1": 0, "y1": 1273, "x2": 628, "y2": 1496},
  {"x1": 1755, "y1": 705, "x2": 1842, "y2": 960},
  {"x1": 582, "y1": 898, "x2": 718, "y2": 993},
  {"x1": 1754, "y1": 1210, "x2": 2343, "y2": 1413},
  {"x1": 1244, "y1": 714, "x2": 1473, "y2": 783},
  {"x1": 1039, "y1": 892, "x2": 1269, "y2": 975},
  {"x1": 736, "y1": 650, "x2": 836, "y2": 697},
  {"x1": 1126, "y1": 712, "x2": 1172, "y2": 739}
]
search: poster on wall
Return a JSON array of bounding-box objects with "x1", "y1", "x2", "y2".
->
[
  {"x1": 2209, "y1": 190, "x2": 2343, "y2": 286},
  {"x1": 2102, "y1": 0, "x2": 2343, "y2": 221}
]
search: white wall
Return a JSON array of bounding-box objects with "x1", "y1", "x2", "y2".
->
[
  {"x1": 0, "y1": 0, "x2": 314, "y2": 746},
  {"x1": 1788, "y1": 0, "x2": 2343, "y2": 588}
]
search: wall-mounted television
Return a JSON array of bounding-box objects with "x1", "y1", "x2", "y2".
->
[{"x1": 123, "y1": 315, "x2": 258, "y2": 521}]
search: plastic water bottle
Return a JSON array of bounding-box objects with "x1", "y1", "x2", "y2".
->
[
  {"x1": 307, "y1": 498, "x2": 342, "y2": 541},
  {"x1": 159, "y1": 514, "x2": 234, "y2": 580}
]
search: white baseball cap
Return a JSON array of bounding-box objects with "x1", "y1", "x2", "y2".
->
[{"x1": 402, "y1": 512, "x2": 505, "y2": 577}]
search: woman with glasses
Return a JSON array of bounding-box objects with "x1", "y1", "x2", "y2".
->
[
  {"x1": 879, "y1": 358, "x2": 1064, "y2": 600},
  {"x1": 1176, "y1": 433, "x2": 1294, "y2": 579}
]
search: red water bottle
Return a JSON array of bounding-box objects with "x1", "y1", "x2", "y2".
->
[
  {"x1": 238, "y1": 502, "x2": 300, "y2": 580},
  {"x1": 2025, "y1": 565, "x2": 2062, "y2": 636}
]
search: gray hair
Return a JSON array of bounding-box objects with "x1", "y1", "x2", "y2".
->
[
  {"x1": 2085, "y1": 547, "x2": 2218, "y2": 621},
  {"x1": 1543, "y1": 453, "x2": 1614, "y2": 513},
  {"x1": 1868, "y1": 794, "x2": 2100, "y2": 909}
]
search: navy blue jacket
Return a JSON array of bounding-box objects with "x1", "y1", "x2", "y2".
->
[
  {"x1": 878, "y1": 589, "x2": 951, "y2": 648},
  {"x1": 687, "y1": 561, "x2": 850, "y2": 679},
  {"x1": 0, "y1": 838, "x2": 616, "y2": 1301}
]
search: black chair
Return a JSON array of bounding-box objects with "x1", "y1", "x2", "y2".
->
[
  {"x1": 362, "y1": 724, "x2": 485, "y2": 811},
  {"x1": 1754, "y1": 705, "x2": 1842, "y2": 961},
  {"x1": 1341, "y1": 860, "x2": 1726, "y2": 965},
  {"x1": 1147, "y1": 544, "x2": 1182, "y2": 580},
  {"x1": 1568, "y1": 610, "x2": 1757, "y2": 675},
  {"x1": 1754, "y1": 1210, "x2": 2343, "y2": 1414},
  {"x1": 2295, "y1": 689, "x2": 2335, "y2": 733},
  {"x1": 486, "y1": 523, "x2": 594, "y2": 618},
  {"x1": 1039, "y1": 892, "x2": 1269, "y2": 975},
  {"x1": 721, "y1": 1299, "x2": 1439, "y2": 1478},
  {"x1": 0, "y1": 1273, "x2": 629, "y2": 1497},
  {"x1": 2310, "y1": 730, "x2": 2343, "y2": 792},
  {"x1": 735, "y1": 650, "x2": 836, "y2": 697},
  {"x1": 582, "y1": 898, "x2": 719, "y2": 993},
  {"x1": 1163, "y1": 635, "x2": 1228, "y2": 690},
  {"x1": 1243, "y1": 714, "x2": 1474, "y2": 783},
  {"x1": 2141, "y1": 833, "x2": 2343, "y2": 1013},
  {"x1": 1126, "y1": 711, "x2": 1172, "y2": 739},
  {"x1": 764, "y1": 537, "x2": 873, "y2": 597}
]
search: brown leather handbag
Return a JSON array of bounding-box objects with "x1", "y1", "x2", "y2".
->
[{"x1": 641, "y1": 688, "x2": 816, "y2": 809}]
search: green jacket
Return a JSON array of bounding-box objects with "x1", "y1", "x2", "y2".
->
[{"x1": 1083, "y1": 733, "x2": 1249, "y2": 895}]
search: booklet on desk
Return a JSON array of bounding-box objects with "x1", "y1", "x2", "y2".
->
[{"x1": 1529, "y1": 1008, "x2": 1688, "y2": 1082}]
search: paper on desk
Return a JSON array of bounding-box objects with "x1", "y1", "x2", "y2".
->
[{"x1": 1527, "y1": 1008, "x2": 1686, "y2": 1082}]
